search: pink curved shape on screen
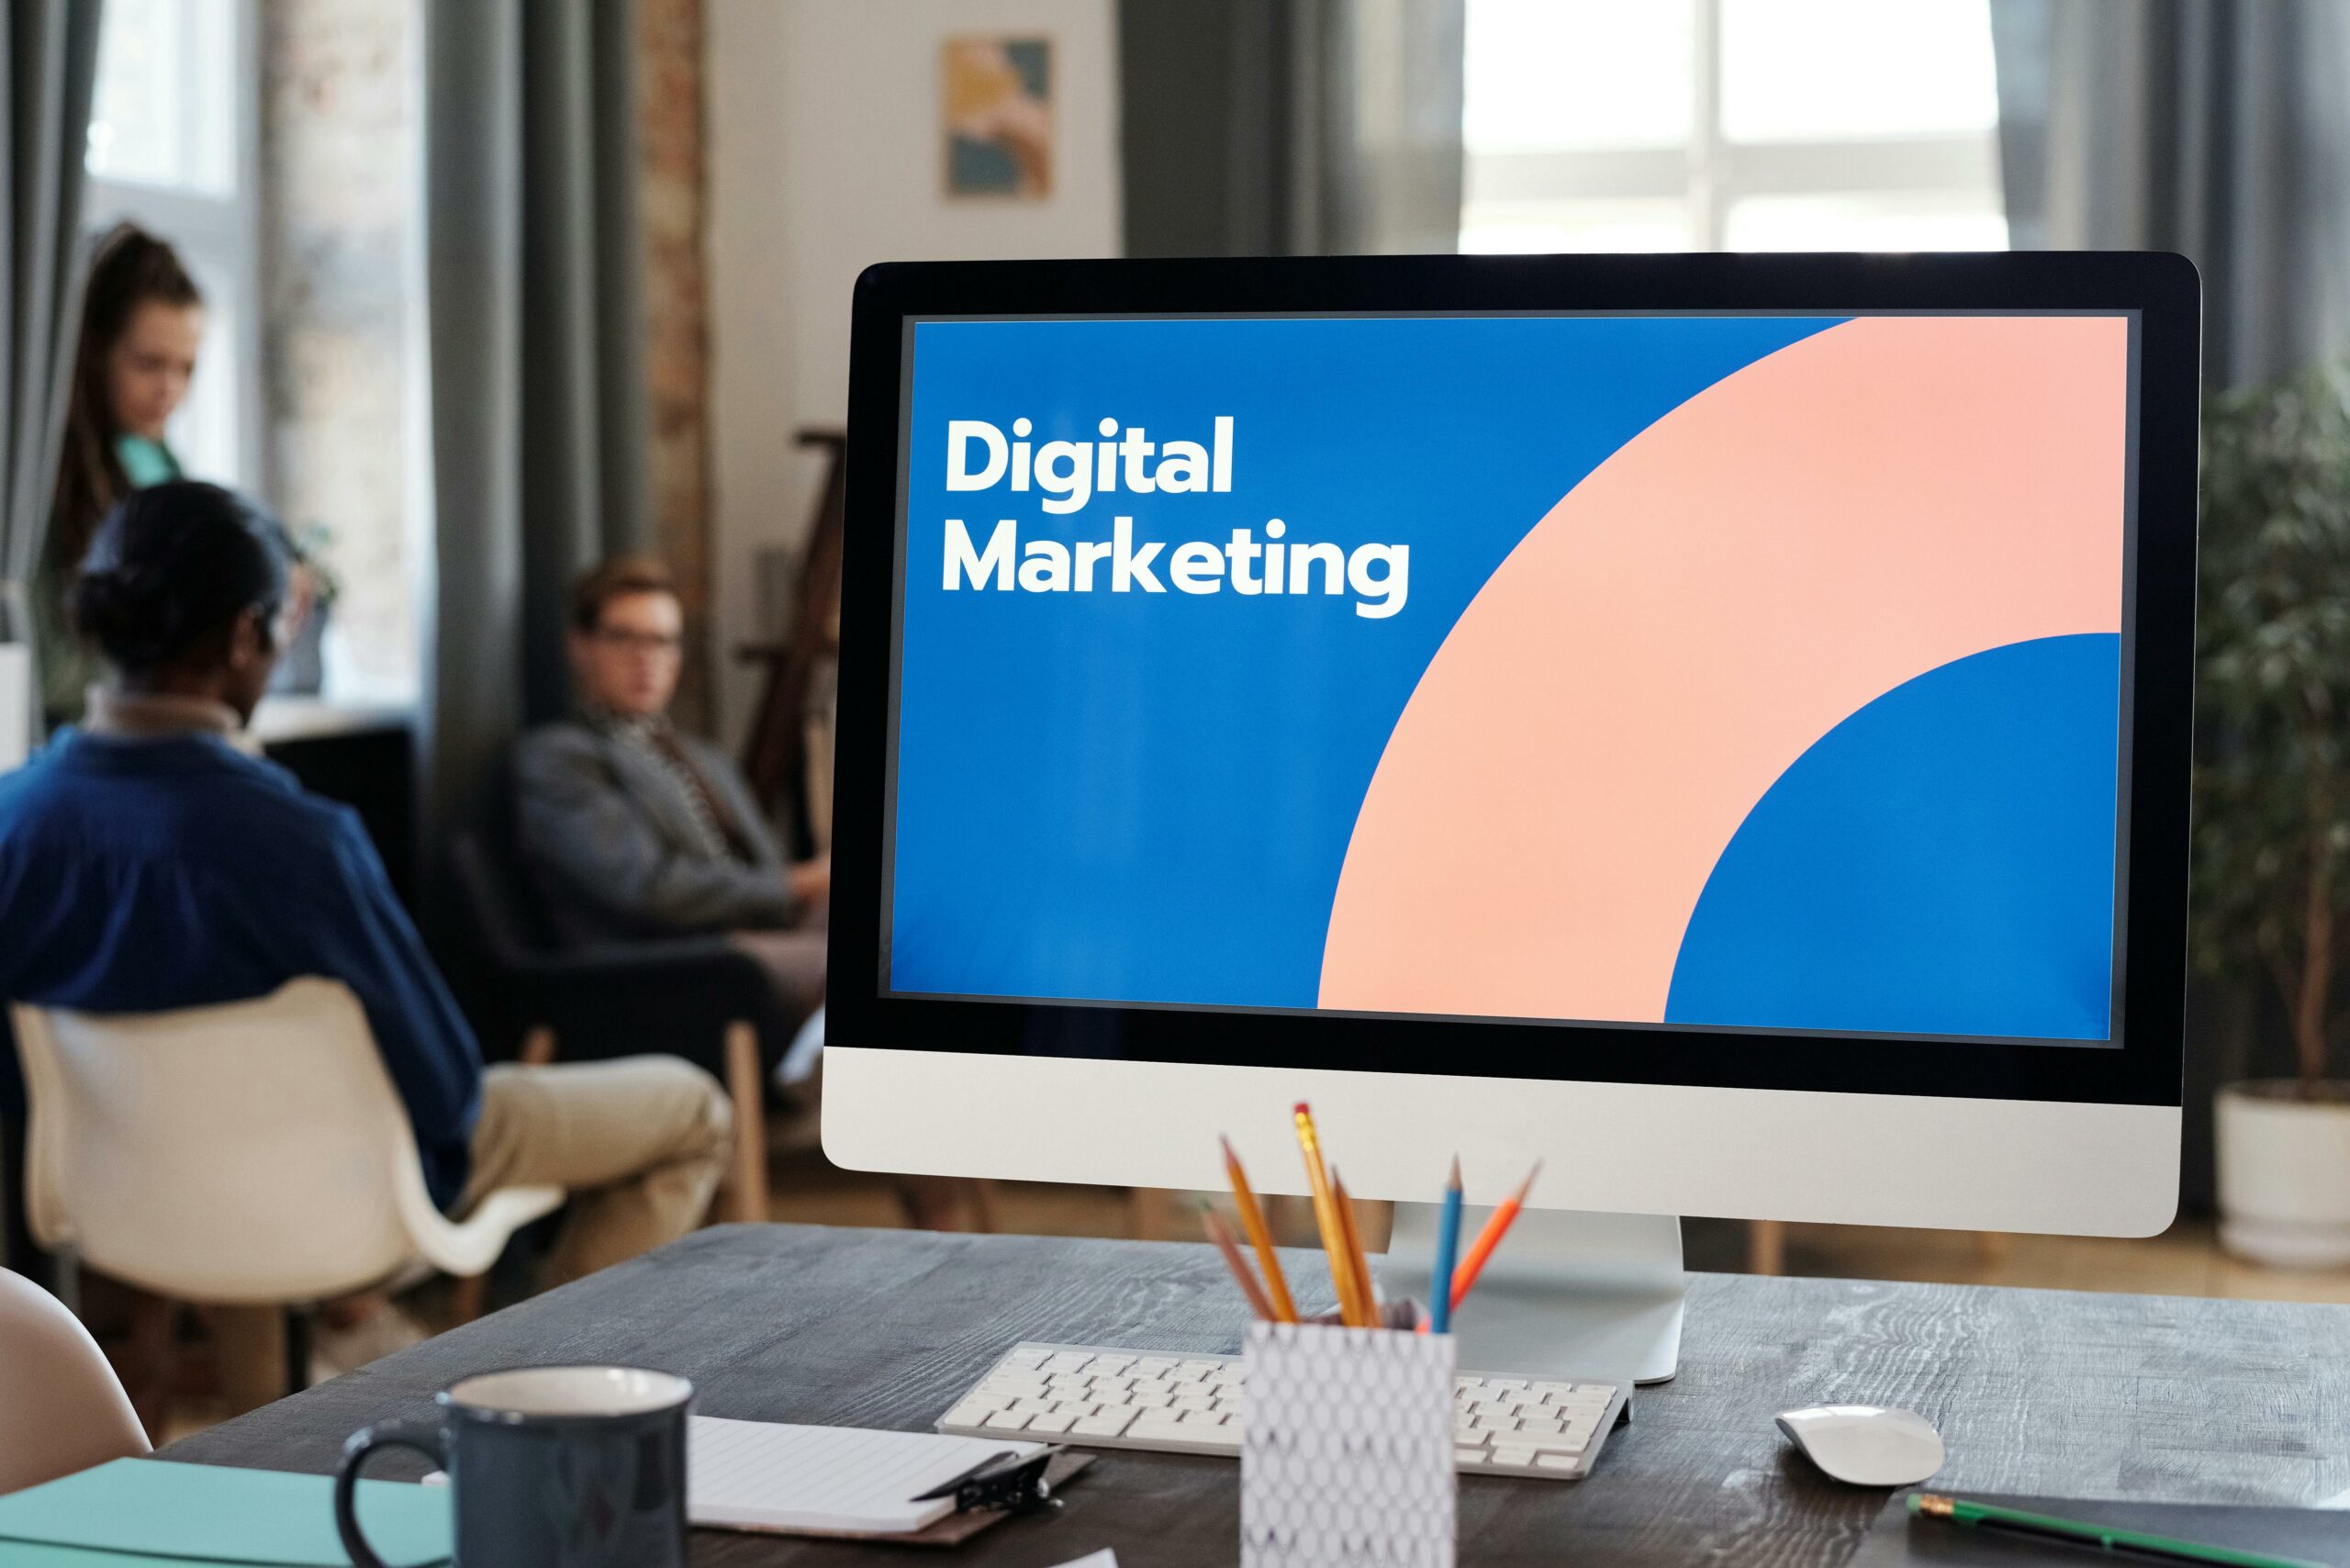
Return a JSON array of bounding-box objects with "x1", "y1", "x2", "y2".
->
[{"x1": 1317, "y1": 314, "x2": 2130, "y2": 1024}]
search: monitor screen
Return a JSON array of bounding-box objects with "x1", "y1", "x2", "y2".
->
[{"x1": 881, "y1": 310, "x2": 2138, "y2": 1049}]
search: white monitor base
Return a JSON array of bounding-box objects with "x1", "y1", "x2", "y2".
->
[{"x1": 1377, "y1": 1206, "x2": 1685, "y2": 1384}]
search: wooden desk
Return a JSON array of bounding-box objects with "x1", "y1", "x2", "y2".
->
[{"x1": 160, "y1": 1225, "x2": 2350, "y2": 1565}]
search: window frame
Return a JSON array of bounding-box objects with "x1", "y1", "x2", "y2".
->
[
  {"x1": 79, "y1": 0, "x2": 265, "y2": 493},
  {"x1": 1461, "y1": 0, "x2": 2006, "y2": 253}
]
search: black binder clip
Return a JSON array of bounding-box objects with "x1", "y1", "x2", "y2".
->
[{"x1": 910, "y1": 1445, "x2": 1066, "y2": 1517}]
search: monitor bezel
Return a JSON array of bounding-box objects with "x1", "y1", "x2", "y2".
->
[{"x1": 831, "y1": 251, "x2": 2199, "y2": 1111}]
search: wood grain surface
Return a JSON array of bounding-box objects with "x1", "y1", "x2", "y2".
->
[{"x1": 160, "y1": 1225, "x2": 2350, "y2": 1567}]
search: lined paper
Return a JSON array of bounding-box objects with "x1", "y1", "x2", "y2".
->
[{"x1": 688, "y1": 1417, "x2": 1044, "y2": 1536}]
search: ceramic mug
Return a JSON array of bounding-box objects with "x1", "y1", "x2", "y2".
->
[{"x1": 335, "y1": 1365, "x2": 693, "y2": 1568}]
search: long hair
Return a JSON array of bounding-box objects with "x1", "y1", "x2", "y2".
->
[{"x1": 50, "y1": 224, "x2": 203, "y2": 584}]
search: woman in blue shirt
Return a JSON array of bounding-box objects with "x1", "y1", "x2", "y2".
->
[{"x1": 0, "y1": 481, "x2": 733, "y2": 1287}]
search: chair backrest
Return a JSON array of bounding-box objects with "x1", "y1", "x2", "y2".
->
[
  {"x1": 0, "y1": 1268, "x2": 149, "y2": 1493},
  {"x1": 11, "y1": 979, "x2": 439, "y2": 1305},
  {"x1": 448, "y1": 826, "x2": 553, "y2": 964}
]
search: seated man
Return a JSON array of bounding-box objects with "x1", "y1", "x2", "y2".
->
[
  {"x1": 0, "y1": 482, "x2": 732, "y2": 1289},
  {"x1": 511, "y1": 557, "x2": 828, "y2": 1020}
]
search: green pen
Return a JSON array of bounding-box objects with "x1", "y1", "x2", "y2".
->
[{"x1": 1909, "y1": 1494, "x2": 2326, "y2": 1568}]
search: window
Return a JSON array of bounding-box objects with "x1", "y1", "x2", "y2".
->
[
  {"x1": 1460, "y1": 0, "x2": 2007, "y2": 255},
  {"x1": 82, "y1": 0, "x2": 260, "y2": 488}
]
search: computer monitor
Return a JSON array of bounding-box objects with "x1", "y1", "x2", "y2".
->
[{"x1": 825, "y1": 252, "x2": 2199, "y2": 1380}]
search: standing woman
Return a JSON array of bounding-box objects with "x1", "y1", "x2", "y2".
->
[{"x1": 38, "y1": 224, "x2": 205, "y2": 726}]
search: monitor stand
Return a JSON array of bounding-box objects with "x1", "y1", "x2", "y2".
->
[{"x1": 1375, "y1": 1206, "x2": 1685, "y2": 1385}]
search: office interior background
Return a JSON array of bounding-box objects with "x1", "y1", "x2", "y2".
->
[{"x1": 4, "y1": 0, "x2": 2349, "y2": 1442}]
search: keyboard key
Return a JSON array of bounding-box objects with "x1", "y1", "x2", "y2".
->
[
  {"x1": 1026, "y1": 1411, "x2": 1078, "y2": 1434},
  {"x1": 1537, "y1": 1453, "x2": 1581, "y2": 1472},
  {"x1": 1003, "y1": 1349, "x2": 1049, "y2": 1369},
  {"x1": 982, "y1": 1409, "x2": 1034, "y2": 1431},
  {"x1": 942, "y1": 1400, "x2": 996, "y2": 1428},
  {"x1": 1072, "y1": 1410, "x2": 1136, "y2": 1439},
  {"x1": 1488, "y1": 1447, "x2": 1536, "y2": 1467}
]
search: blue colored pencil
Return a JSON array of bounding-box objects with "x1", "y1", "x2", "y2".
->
[{"x1": 1428, "y1": 1156, "x2": 1464, "y2": 1334}]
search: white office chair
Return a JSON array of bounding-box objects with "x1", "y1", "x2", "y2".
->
[
  {"x1": 11, "y1": 978, "x2": 562, "y2": 1391},
  {"x1": 0, "y1": 1267, "x2": 148, "y2": 1494}
]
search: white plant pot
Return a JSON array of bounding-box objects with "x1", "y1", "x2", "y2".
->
[
  {"x1": 2215, "y1": 1081, "x2": 2350, "y2": 1268},
  {"x1": 0, "y1": 641, "x2": 28, "y2": 773}
]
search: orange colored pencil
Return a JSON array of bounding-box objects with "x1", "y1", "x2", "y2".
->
[
  {"x1": 1449, "y1": 1160, "x2": 1543, "y2": 1313},
  {"x1": 1221, "y1": 1136, "x2": 1298, "y2": 1322},
  {"x1": 1200, "y1": 1202, "x2": 1279, "y2": 1321},
  {"x1": 1292, "y1": 1103, "x2": 1365, "y2": 1326},
  {"x1": 1331, "y1": 1169, "x2": 1377, "y2": 1327}
]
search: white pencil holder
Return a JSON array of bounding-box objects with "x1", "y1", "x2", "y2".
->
[{"x1": 1241, "y1": 1321, "x2": 1457, "y2": 1568}]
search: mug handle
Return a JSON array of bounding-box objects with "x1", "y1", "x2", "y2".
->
[{"x1": 335, "y1": 1418, "x2": 449, "y2": 1568}]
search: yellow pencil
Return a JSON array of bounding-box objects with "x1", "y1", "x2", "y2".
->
[
  {"x1": 1293, "y1": 1103, "x2": 1365, "y2": 1326},
  {"x1": 1199, "y1": 1202, "x2": 1279, "y2": 1321},
  {"x1": 1331, "y1": 1169, "x2": 1377, "y2": 1328},
  {"x1": 1221, "y1": 1135, "x2": 1299, "y2": 1322}
]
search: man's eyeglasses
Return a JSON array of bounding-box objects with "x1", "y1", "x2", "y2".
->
[{"x1": 592, "y1": 629, "x2": 685, "y2": 655}]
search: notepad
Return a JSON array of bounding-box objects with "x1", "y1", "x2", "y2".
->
[
  {"x1": 0, "y1": 1457, "x2": 451, "y2": 1567},
  {"x1": 686, "y1": 1416, "x2": 1046, "y2": 1536}
]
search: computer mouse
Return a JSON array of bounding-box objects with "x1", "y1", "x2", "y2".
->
[{"x1": 1774, "y1": 1404, "x2": 1945, "y2": 1486}]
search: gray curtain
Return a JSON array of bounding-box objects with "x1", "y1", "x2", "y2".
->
[
  {"x1": 1990, "y1": 0, "x2": 2350, "y2": 389},
  {"x1": 1119, "y1": 0, "x2": 1465, "y2": 258},
  {"x1": 420, "y1": 0, "x2": 649, "y2": 843},
  {"x1": 0, "y1": 1, "x2": 102, "y2": 707}
]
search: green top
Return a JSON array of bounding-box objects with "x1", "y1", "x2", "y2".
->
[
  {"x1": 30, "y1": 436, "x2": 185, "y2": 722},
  {"x1": 114, "y1": 432, "x2": 181, "y2": 487}
]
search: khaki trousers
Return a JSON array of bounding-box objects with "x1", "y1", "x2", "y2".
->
[{"x1": 460, "y1": 1056, "x2": 733, "y2": 1286}]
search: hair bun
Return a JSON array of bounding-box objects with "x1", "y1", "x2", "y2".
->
[{"x1": 65, "y1": 481, "x2": 288, "y2": 676}]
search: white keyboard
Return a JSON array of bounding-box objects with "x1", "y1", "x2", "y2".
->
[{"x1": 936, "y1": 1341, "x2": 1630, "y2": 1480}]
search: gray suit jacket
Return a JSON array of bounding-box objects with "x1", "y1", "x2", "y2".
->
[{"x1": 511, "y1": 719, "x2": 800, "y2": 944}]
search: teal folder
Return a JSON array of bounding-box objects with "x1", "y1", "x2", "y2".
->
[{"x1": 0, "y1": 1458, "x2": 452, "y2": 1566}]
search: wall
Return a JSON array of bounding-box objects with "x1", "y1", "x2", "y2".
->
[
  {"x1": 260, "y1": 0, "x2": 416, "y2": 700},
  {"x1": 638, "y1": 0, "x2": 718, "y2": 734},
  {"x1": 704, "y1": 0, "x2": 1123, "y2": 745}
]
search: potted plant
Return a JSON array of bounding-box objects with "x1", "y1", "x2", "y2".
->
[
  {"x1": 2194, "y1": 363, "x2": 2350, "y2": 1266},
  {"x1": 268, "y1": 521, "x2": 341, "y2": 697}
]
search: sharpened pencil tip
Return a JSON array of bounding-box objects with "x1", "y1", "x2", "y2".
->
[{"x1": 1448, "y1": 1155, "x2": 1461, "y2": 1188}]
